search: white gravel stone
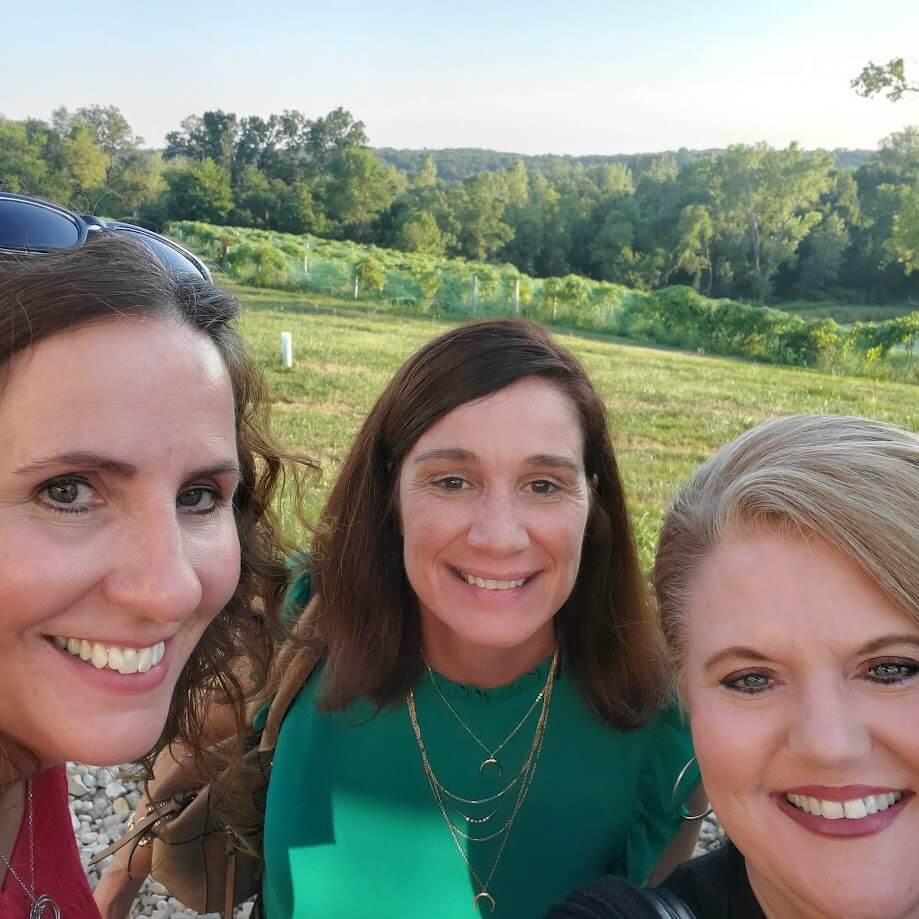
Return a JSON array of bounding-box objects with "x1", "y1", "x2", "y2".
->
[{"x1": 68, "y1": 772, "x2": 92, "y2": 797}]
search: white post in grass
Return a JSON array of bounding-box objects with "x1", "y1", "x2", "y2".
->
[
  {"x1": 354, "y1": 274, "x2": 360, "y2": 300},
  {"x1": 280, "y1": 331, "x2": 293, "y2": 369},
  {"x1": 472, "y1": 274, "x2": 478, "y2": 314},
  {"x1": 513, "y1": 278, "x2": 520, "y2": 315}
]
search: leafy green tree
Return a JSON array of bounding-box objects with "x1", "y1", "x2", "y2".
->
[
  {"x1": 231, "y1": 164, "x2": 281, "y2": 228},
  {"x1": 888, "y1": 181, "x2": 919, "y2": 273},
  {"x1": 795, "y1": 213, "x2": 849, "y2": 296},
  {"x1": 58, "y1": 125, "x2": 110, "y2": 205},
  {"x1": 70, "y1": 105, "x2": 141, "y2": 156},
  {"x1": 165, "y1": 111, "x2": 238, "y2": 170},
  {"x1": 707, "y1": 144, "x2": 834, "y2": 300},
  {"x1": 355, "y1": 256, "x2": 386, "y2": 296},
  {"x1": 0, "y1": 118, "x2": 49, "y2": 192},
  {"x1": 162, "y1": 158, "x2": 233, "y2": 223},
  {"x1": 393, "y1": 210, "x2": 447, "y2": 254},
  {"x1": 673, "y1": 204, "x2": 714, "y2": 291},
  {"x1": 323, "y1": 148, "x2": 402, "y2": 239},
  {"x1": 852, "y1": 58, "x2": 918, "y2": 101},
  {"x1": 450, "y1": 172, "x2": 515, "y2": 260}
]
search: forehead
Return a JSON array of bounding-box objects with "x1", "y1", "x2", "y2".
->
[
  {"x1": 0, "y1": 316, "x2": 236, "y2": 466},
  {"x1": 409, "y1": 377, "x2": 585, "y2": 460},
  {"x1": 686, "y1": 528, "x2": 917, "y2": 659}
]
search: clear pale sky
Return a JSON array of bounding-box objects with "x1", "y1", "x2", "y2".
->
[{"x1": 3, "y1": 0, "x2": 917, "y2": 155}]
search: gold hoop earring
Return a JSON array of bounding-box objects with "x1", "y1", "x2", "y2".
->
[{"x1": 671, "y1": 755, "x2": 712, "y2": 821}]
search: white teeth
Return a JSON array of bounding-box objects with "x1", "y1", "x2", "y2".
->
[
  {"x1": 821, "y1": 801, "x2": 845, "y2": 819},
  {"x1": 91, "y1": 644, "x2": 108, "y2": 669},
  {"x1": 119, "y1": 648, "x2": 139, "y2": 675},
  {"x1": 461, "y1": 572, "x2": 527, "y2": 590},
  {"x1": 53, "y1": 637, "x2": 166, "y2": 675},
  {"x1": 137, "y1": 646, "x2": 154, "y2": 673},
  {"x1": 786, "y1": 791, "x2": 904, "y2": 819},
  {"x1": 843, "y1": 799, "x2": 868, "y2": 819}
]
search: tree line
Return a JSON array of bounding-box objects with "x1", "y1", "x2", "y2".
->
[{"x1": 1, "y1": 103, "x2": 917, "y2": 305}]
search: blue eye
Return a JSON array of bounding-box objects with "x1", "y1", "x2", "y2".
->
[
  {"x1": 722, "y1": 672, "x2": 773, "y2": 694},
  {"x1": 866, "y1": 660, "x2": 919, "y2": 685}
]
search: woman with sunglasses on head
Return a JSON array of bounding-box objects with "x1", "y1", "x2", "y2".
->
[
  {"x1": 240, "y1": 318, "x2": 702, "y2": 919},
  {"x1": 548, "y1": 414, "x2": 919, "y2": 919},
  {"x1": 0, "y1": 203, "x2": 311, "y2": 918}
]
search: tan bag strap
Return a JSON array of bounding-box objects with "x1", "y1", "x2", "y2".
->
[
  {"x1": 257, "y1": 596, "x2": 322, "y2": 754},
  {"x1": 88, "y1": 797, "x2": 182, "y2": 867}
]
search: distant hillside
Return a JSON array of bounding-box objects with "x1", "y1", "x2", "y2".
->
[{"x1": 373, "y1": 146, "x2": 877, "y2": 181}]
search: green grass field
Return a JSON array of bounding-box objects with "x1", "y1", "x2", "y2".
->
[{"x1": 236, "y1": 284, "x2": 919, "y2": 567}]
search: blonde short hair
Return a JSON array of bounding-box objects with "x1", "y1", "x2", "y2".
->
[{"x1": 653, "y1": 414, "x2": 919, "y2": 684}]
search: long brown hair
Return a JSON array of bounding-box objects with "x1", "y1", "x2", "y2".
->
[
  {"x1": 307, "y1": 318, "x2": 666, "y2": 729},
  {"x1": 0, "y1": 235, "x2": 316, "y2": 786}
]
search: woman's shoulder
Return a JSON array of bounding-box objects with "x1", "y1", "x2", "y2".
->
[
  {"x1": 544, "y1": 874, "x2": 663, "y2": 919},
  {"x1": 546, "y1": 845, "x2": 746, "y2": 919}
]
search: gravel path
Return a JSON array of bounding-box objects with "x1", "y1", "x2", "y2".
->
[{"x1": 70, "y1": 762, "x2": 725, "y2": 916}]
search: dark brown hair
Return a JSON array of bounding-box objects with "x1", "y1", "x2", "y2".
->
[
  {"x1": 307, "y1": 318, "x2": 666, "y2": 729},
  {"x1": 0, "y1": 235, "x2": 316, "y2": 787}
]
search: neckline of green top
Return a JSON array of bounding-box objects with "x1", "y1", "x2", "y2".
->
[{"x1": 425, "y1": 652, "x2": 560, "y2": 704}]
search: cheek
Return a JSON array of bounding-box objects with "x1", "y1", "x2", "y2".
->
[
  {"x1": 689, "y1": 693, "x2": 785, "y2": 804},
  {"x1": 193, "y1": 524, "x2": 242, "y2": 621}
]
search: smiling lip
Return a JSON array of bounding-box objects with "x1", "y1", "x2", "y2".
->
[
  {"x1": 784, "y1": 785, "x2": 904, "y2": 801},
  {"x1": 452, "y1": 567, "x2": 536, "y2": 591},
  {"x1": 775, "y1": 789, "x2": 912, "y2": 838},
  {"x1": 47, "y1": 636, "x2": 173, "y2": 695}
]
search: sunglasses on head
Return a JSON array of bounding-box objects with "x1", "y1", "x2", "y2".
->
[{"x1": 0, "y1": 192, "x2": 211, "y2": 282}]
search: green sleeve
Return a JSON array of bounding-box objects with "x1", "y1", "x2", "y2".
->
[
  {"x1": 254, "y1": 556, "x2": 313, "y2": 729},
  {"x1": 623, "y1": 703, "x2": 700, "y2": 884},
  {"x1": 281, "y1": 554, "x2": 312, "y2": 628}
]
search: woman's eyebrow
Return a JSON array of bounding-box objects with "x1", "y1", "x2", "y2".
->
[
  {"x1": 14, "y1": 451, "x2": 137, "y2": 477},
  {"x1": 704, "y1": 646, "x2": 772, "y2": 673},
  {"x1": 14, "y1": 453, "x2": 241, "y2": 482},
  {"x1": 525, "y1": 453, "x2": 581, "y2": 472},
  {"x1": 855, "y1": 634, "x2": 919, "y2": 655},
  {"x1": 413, "y1": 448, "x2": 477, "y2": 465}
]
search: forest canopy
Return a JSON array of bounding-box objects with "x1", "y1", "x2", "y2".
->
[{"x1": 1, "y1": 103, "x2": 918, "y2": 304}]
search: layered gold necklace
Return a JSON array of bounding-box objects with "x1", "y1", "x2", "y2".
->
[{"x1": 407, "y1": 651, "x2": 559, "y2": 913}]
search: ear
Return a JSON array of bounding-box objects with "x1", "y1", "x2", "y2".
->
[{"x1": 591, "y1": 472, "x2": 599, "y2": 490}]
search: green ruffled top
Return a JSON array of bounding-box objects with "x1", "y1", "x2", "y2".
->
[{"x1": 261, "y1": 653, "x2": 697, "y2": 919}]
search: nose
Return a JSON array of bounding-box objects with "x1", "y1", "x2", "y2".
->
[
  {"x1": 101, "y1": 510, "x2": 203, "y2": 624},
  {"x1": 786, "y1": 678, "x2": 872, "y2": 769},
  {"x1": 466, "y1": 489, "x2": 530, "y2": 555}
]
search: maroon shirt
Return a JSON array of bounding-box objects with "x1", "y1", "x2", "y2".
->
[{"x1": 0, "y1": 766, "x2": 99, "y2": 918}]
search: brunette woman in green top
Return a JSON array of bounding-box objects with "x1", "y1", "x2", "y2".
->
[{"x1": 263, "y1": 319, "x2": 703, "y2": 919}]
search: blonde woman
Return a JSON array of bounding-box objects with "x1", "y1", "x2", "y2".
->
[{"x1": 549, "y1": 414, "x2": 919, "y2": 919}]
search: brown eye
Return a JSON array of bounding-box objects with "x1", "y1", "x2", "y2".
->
[
  {"x1": 177, "y1": 487, "x2": 219, "y2": 512},
  {"x1": 39, "y1": 477, "x2": 94, "y2": 514},
  {"x1": 434, "y1": 477, "x2": 466, "y2": 491},
  {"x1": 48, "y1": 481, "x2": 79, "y2": 503}
]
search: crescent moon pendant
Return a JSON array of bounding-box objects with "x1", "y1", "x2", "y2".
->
[
  {"x1": 473, "y1": 891, "x2": 497, "y2": 912},
  {"x1": 31, "y1": 896, "x2": 62, "y2": 919},
  {"x1": 479, "y1": 756, "x2": 502, "y2": 777}
]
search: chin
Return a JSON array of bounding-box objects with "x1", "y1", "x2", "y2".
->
[{"x1": 810, "y1": 891, "x2": 919, "y2": 919}]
